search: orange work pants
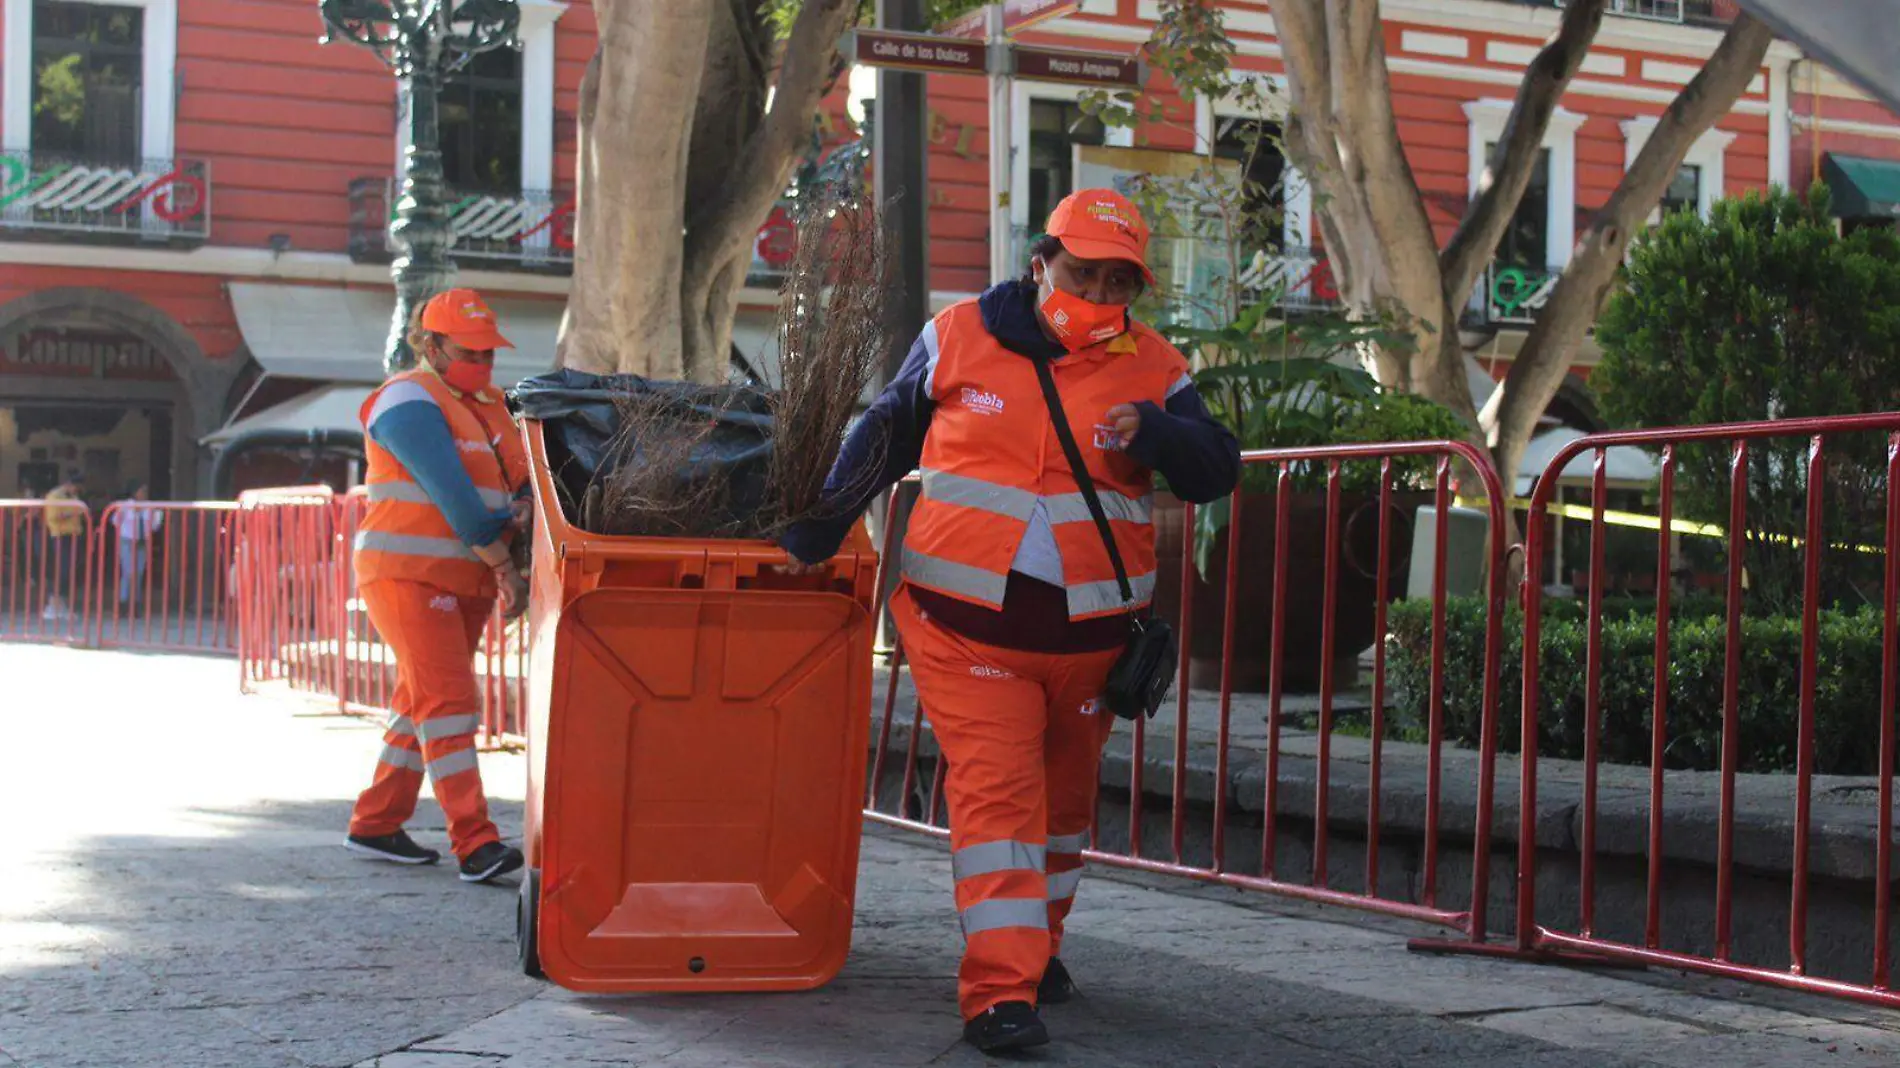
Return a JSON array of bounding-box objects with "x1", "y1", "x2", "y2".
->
[
  {"x1": 892, "y1": 586, "x2": 1121, "y2": 1020},
  {"x1": 348, "y1": 580, "x2": 501, "y2": 860}
]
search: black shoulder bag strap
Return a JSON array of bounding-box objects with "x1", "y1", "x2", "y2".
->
[
  {"x1": 1029, "y1": 356, "x2": 1134, "y2": 608},
  {"x1": 1028, "y1": 354, "x2": 1175, "y2": 720}
]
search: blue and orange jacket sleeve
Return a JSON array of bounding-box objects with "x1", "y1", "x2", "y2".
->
[
  {"x1": 365, "y1": 381, "x2": 513, "y2": 548},
  {"x1": 1125, "y1": 368, "x2": 1241, "y2": 505}
]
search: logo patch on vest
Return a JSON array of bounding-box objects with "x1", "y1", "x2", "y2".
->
[
  {"x1": 429, "y1": 594, "x2": 459, "y2": 613},
  {"x1": 969, "y1": 665, "x2": 1013, "y2": 680},
  {"x1": 458, "y1": 439, "x2": 487, "y2": 453},
  {"x1": 1093, "y1": 423, "x2": 1126, "y2": 452},
  {"x1": 1079, "y1": 698, "x2": 1101, "y2": 716},
  {"x1": 961, "y1": 387, "x2": 1006, "y2": 417}
]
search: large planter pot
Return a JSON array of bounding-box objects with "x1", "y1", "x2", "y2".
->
[{"x1": 1153, "y1": 490, "x2": 1431, "y2": 694}]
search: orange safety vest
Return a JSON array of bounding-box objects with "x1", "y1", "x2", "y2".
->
[
  {"x1": 903, "y1": 300, "x2": 1189, "y2": 621},
  {"x1": 354, "y1": 368, "x2": 529, "y2": 598}
]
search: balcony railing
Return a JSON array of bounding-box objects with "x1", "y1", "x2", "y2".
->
[
  {"x1": 1548, "y1": 0, "x2": 1737, "y2": 26},
  {"x1": 348, "y1": 178, "x2": 573, "y2": 272},
  {"x1": 1474, "y1": 262, "x2": 1564, "y2": 326},
  {"x1": 0, "y1": 152, "x2": 210, "y2": 245}
]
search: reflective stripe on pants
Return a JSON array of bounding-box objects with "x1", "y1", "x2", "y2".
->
[
  {"x1": 892, "y1": 584, "x2": 1118, "y2": 1019},
  {"x1": 347, "y1": 579, "x2": 501, "y2": 860}
]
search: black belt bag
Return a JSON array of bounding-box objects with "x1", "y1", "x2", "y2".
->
[{"x1": 1030, "y1": 356, "x2": 1178, "y2": 721}]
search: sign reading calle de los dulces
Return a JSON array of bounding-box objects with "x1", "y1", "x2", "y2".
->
[{"x1": 852, "y1": 28, "x2": 990, "y2": 75}]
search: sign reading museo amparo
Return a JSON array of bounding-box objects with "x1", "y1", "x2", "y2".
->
[{"x1": 1012, "y1": 44, "x2": 1140, "y2": 87}]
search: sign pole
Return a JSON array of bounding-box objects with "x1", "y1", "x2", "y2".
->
[{"x1": 987, "y1": 4, "x2": 1014, "y2": 285}]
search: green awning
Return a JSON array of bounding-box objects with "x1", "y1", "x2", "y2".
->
[{"x1": 1822, "y1": 153, "x2": 1900, "y2": 220}]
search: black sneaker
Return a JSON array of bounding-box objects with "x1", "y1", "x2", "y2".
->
[
  {"x1": 345, "y1": 830, "x2": 441, "y2": 866},
  {"x1": 459, "y1": 841, "x2": 524, "y2": 884},
  {"x1": 962, "y1": 1000, "x2": 1049, "y2": 1053},
  {"x1": 1038, "y1": 957, "x2": 1076, "y2": 1004}
]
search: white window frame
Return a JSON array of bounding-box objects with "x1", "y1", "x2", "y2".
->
[
  {"x1": 1009, "y1": 80, "x2": 1135, "y2": 235},
  {"x1": 394, "y1": 0, "x2": 566, "y2": 197},
  {"x1": 3, "y1": 0, "x2": 177, "y2": 159},
  {"x1": 1192, "y1": 73, "x2": 1311, "y2": 254},
  {"x1": 1464, "y1": 98, "x2": 1584, "y2": 273},
  {"x1": 1621, "y1": 116, "x2": 1733, "y2": 221}
]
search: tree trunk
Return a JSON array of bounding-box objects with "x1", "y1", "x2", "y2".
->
[
  {"x1": 561, "y1": 0, "x2": 856, "y2": 383},
  {"x1": 1486, "y1": 15, "x2": 1775, "y2": 490}
]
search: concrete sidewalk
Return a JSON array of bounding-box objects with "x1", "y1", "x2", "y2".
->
[{"x1": 6, "y1": 646, "x2": 1900, "y2": 1067}]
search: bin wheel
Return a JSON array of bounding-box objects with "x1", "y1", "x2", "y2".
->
[{"x1": 517, "y1": 867, "x2": 544, "y2": 979}]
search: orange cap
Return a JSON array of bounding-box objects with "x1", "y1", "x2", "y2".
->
[
  {"x1": 1044, "y1": 188, "x2": 1155, "y2": 286},
  {"x1": 420, "y1": 288, "x2": 513, "y2": 351}
]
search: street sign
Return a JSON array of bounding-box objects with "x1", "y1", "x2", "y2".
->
[
  {"x1": 853, "y1": 28, "x2": 990, "y2": 75},
  {"x1": 936, "y1": 0, "x2": 1081, "y2": 39},
  {"x1": 1003, "y1": 0, "x2": 1081, "y2": 33},
  {"x1": 1011, "y1": 44, "x2": 1141, "y2": 87}
]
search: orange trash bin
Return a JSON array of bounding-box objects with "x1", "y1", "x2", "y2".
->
[{"x1": 515, "y1": 417, "x2": 879, "y2": 993}]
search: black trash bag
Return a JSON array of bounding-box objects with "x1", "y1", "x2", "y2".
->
[{"x1": 508, "y1": 369, "x2": 777, "y2": 538}]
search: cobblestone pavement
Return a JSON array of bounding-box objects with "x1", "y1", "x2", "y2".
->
[{"x1": 7, "y1": 645, "x2": 1900, "y2": 1067}]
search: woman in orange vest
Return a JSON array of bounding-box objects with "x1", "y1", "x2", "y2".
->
[
  {"x1": 344, "y1": 288, "x2": 532, "y2": 885},
  {"x1": 782, "y1": 189, "x2": 1239, "y2": 1051}
]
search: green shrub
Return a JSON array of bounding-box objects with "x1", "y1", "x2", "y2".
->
[
  {"x1": 1595, "y1": 184, "x2": 1900, "y2": 614},
  {"x1": 1387, "y1": 596, "x2": 1886, "y2": 774}
]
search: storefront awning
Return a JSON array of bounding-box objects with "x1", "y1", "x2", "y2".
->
[
  {"x1": 1822, "y1": 153, "x2": 1900, "y2": 221},
  {"x1": 200, "y1": 383, "x2": 373, "y2": 445},
  {"x1": 228, "y1": 283, "x2": 563, "y2": 385}
]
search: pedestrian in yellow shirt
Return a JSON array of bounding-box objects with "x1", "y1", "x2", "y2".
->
[{"x1": 42, "y1": 470, "x2": 89, "y2": 621}]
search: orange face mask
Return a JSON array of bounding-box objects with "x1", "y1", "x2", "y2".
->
[
  {"x1": 1039, "y1": 284, "x2": 1128, "y2": 352},
  {"x1": 441, "y1": 359, "x2": 493, "y2": 395}
]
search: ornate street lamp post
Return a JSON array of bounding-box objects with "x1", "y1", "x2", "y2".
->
[{"x1": 319, "y1": 0, "x2": 519, "y2": 373}]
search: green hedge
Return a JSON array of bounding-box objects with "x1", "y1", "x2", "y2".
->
[{"x1": 1387, "y1": 596, "x2": 1887, "y2": 775}]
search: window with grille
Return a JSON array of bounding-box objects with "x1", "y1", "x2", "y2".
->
[
  {"x1": 439, "y1": 47, "x2": 523, "y2": 195},
  {"x1": 1489, "y1": 143, "x2": 1552, "y2": 271},
  {"x1": 1214, "y1": 116, "x2": 1287, "y2": 252},
  {"x1": 1659, "y1": 163, "x2": 1702, "y2": 217},
  {"x1": 1027, "y1": 100, "x2": 1106, "y2": 233},
  {"x1": 30, "y1": 0, "x2": 143, "y2": 164}
]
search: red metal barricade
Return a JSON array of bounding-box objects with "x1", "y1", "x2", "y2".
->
[
  {"x1": 0, "y1": 499, "x2": 95, "y2": 646},
  {"x1": 234, "y1": 485, "x2": 527, "y2": 747},
  {"x1": 235, "y1": 486, "x2": 344, "y2": 699},
  {"x1": 862, "y1": 441, "x2": 1512, "y2": 942},
  {"x1": 87, "y1": 501, "x2": 239, "y2": 654},
  {"x1": 4, "y1": 498, "x2": 237, "y2": 654},
  {"x1": 1450, "y1": 414, "x2": 1900, "y2": 1010}
]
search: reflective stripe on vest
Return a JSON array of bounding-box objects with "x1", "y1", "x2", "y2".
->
[
  {"x1": 367, "y1": 481, "x2": 513, "y2": 510},
  {"x1": 354, "y1": 530, "x2": 479, "y2": 562},
  {"x1": 900, "y1": 300, "x2": 1185, "y2": 622},
  {"x1": 902, "y1": 545, "x2": 1009, "y2": 607},
  {"x1": 921, "y1": 468, "x2": 1037, "y2": 521},
  {"x1": 909, "y1": 467, "x2": 1157, "y2": 612},
  {"x1": 922, "y1": 468, "x2": 1152, "y2": 526},
  {"x1": 1069, "y1": 571, "x2": 1156, "y2": 618}
]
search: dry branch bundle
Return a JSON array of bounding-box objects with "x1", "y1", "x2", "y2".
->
[{"x1": 579, "y1": 187, "x2": 894, "y2": 540}]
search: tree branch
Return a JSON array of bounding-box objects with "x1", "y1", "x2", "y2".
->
[
  {"x1": 683, "y1": 0, "x2": 857, "y2": 290},
  {"x1": 1487, "y1": 13, "x2": 1775, "y2": 497},
  {"x1": 1439, "y1": 0, "x2": 1607, "y2": 307}
]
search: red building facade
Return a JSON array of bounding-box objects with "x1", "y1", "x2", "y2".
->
[{"x1": 0, "y1": 0, "x2": 1895, "y2": 501}]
